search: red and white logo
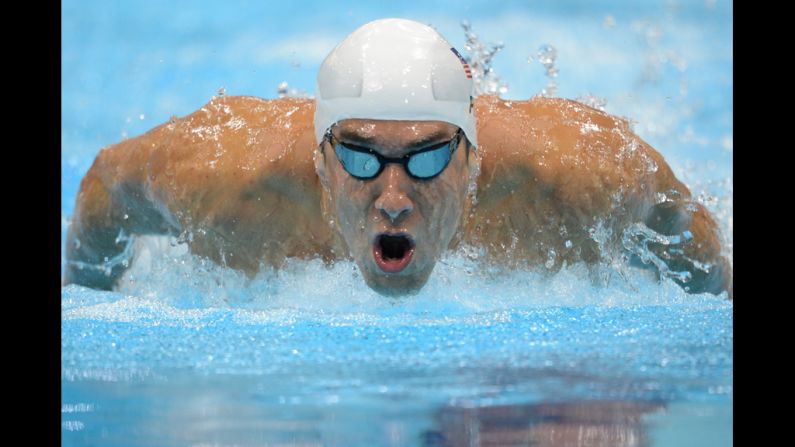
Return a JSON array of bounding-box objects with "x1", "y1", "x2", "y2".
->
[{"x1": 450, "y1": 47, "x2": 472, "y2": 79}]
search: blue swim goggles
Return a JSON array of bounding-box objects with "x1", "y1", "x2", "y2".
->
[{"x1": 324, "y1": 126, "x2": 463, "y2": 180}]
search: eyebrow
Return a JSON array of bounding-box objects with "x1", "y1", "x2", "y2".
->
[{"x1": 335, "y1": 128, "x2": 456, "y2": 152}]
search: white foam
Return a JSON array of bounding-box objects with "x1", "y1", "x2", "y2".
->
[{"x1": 87, "y1": 235, "x2": 728, "y2": 323}]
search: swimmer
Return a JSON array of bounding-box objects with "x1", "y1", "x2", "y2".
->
[{"x1": 63, "y1": 18, "x2": 732, "y2": 298}]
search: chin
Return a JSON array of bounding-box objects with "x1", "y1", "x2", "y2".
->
[{"x1": 360, "y1": 263, "x2": 434, "y2": 297}]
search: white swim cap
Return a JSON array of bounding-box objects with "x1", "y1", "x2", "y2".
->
[{"x1": 314, "y1": 18, "x2": 477, "y2": 147}]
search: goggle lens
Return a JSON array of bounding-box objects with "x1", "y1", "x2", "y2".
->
[{"x1": 329, "y1": 129, "x2": 461, "y2": 180}]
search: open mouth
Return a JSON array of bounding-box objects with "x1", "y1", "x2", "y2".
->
[{"x1": 373, "y1": 233, "x2": 415, "y2": 273}]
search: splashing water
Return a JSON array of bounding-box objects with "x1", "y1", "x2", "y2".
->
[
  {"x1": 67, "y1": 229, "x2": 135, "y2": 278},
  {"x1": 534, "y1": 44, "x2": 559, "y2": 97},
  {"x1": 576, "y1": 92, "x2": 609, "y2": 111},
  {"x1": 461, "y1": 21, "x2": 508, "y2": 96},
  {"x1": 277, "y1": 80, "x2": 312, "y2": 99},
  {"x1": 461, "y1": 24, "x2": 563, "y2": 100},
  {"x1": 107, "y1": 233, "x2": 723, "y2": 314},
  {"x1": 632, "y1": 20, "x2": 688, "y2": 84},
  {"x1": 63, "y1": 234, "x2": 732, "y2": 445}
]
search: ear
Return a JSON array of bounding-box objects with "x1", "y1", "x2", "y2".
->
[{"x1": 314, "y1": 144, "x2": 331, "y2": 191}]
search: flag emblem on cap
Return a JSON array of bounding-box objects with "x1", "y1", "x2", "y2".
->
[{"x1": 450, "y1": 47, "x2": 472, "y2": 79}]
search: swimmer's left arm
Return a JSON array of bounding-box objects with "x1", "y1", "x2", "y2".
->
[
  {"x1": 595, "y1": 117, "x2": 732, "y2": 299},
  {"x1": 595, "y1": 114, "x2": 732, "y2": 299},
  {"x1": 472, "y1": 96, "x2": 732, "y2": 298},
  {"x1": 559, "y1": 99, "x2": 733, "y2": 299},
  {"x1": 640, "y1": 162, "x2": 733, "y2": 299}
]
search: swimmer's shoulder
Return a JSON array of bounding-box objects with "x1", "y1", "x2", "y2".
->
[
  {"x1": 126, "y1": 96, "x2": 319, "y2": 199},
  {"x1": 149, "y1": 94, "x2": 320, "y2": 198},
  {"x1": 472, "y1": 95, "x2": 679, "y2": 216},
  {"x1": 93, "y1": 95, "x2": 323, "y2": 237},
  {"x1": 95, "y1": 96, "x2": 318, "y2": 177},
  {"x1": 166, "y1": 95, "x2": 317, "y2": 167},
  {"x1": 473, "y1": 95, "x2": 635, "y2": 166},
  {"x1": 146, "y1": 96, "x2": 331, "y2": 270}
]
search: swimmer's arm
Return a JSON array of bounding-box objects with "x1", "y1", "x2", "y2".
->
[
  {"x1": 597, "y1": 123, "x2": 732, "y2": 299},
  {"x1": 641, "y1": 173, "x2": 733, "y2": 299},
  {"x1": 64, "y1": 96, "x2": 332, "y2": 290},
  {"x1": 473, "y1": 97, "x2": 732, "y2": 298},
  {"x1": 63, "y1": 125, "x2": 180, "y2": 289},
  {"x1": 550, "y1": 98, "x2": 733, "y2": 298}
]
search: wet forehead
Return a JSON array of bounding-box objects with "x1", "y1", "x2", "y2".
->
[{"x1": 335, "y1": 119, "x2": 459, "y2": 154}]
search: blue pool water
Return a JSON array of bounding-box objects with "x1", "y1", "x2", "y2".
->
[{"x1": 62, "y1": 0, "x2": 732, "y2": 445}]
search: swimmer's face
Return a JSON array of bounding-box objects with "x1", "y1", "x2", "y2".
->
[{"x1": 317, "y1": 119, "x2": 472, "y2": 296}]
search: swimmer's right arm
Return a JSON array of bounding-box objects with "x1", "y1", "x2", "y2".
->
[
  {"x1": 64, "y1": 96, "x2": 329, "y2": 290},
  {"x1": 63, "y1": 122, "x2": 180, "y2": 289}
]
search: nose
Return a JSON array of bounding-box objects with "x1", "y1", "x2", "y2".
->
[{"x1": 374, "y1": 164, "x2": 414, "y2": 223}]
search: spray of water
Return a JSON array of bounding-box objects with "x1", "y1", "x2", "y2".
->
[
  {"x1": 533, "y1": 44, "x2": 559, "y2": 97},
  {"x1": 277, "y1": 81, "x2": 312, "y2": 99},
  {"x1": 86, "y1": 231, "x2": 726, "y2": 321},
  {"x1": 460, "y1": 21, "x2": 508, "y2": 96},
  {"x1": 575, "y1": 93, "x2": 608, "y2": 112}
]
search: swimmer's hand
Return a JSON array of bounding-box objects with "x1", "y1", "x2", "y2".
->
[{"x1": 643, "y1": 199, "x2": 732, "y2": 299}]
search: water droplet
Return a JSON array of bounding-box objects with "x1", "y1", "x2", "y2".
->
[
  {"x1": 138, "y1": 114, "x2": 145, "y2": 121},
  {"x1": 277, "y1": 82, "x2": 288, "y2": 97},
  {"x1": 460, "y1": 21, "x2": 508, "y2": 96},
  {"x1": 575, "y1": 93, "x2": 607, "y2": 111},
  {"x1": 536, "y1": 45, "x2": 559, "y2": 96},
  {"x1": 545, "y1": 249, "x2": 557, "y2": 269},
  {"x1": 537, "y1": 45, "x2": 557, "y2": 66}
]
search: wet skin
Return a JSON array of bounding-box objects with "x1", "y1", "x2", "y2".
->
[{"x1": 64, "y1": 96, "x2": 732, "y2": 298}]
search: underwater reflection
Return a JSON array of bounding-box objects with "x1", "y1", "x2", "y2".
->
[
  {"x1": 63, "y1": 374, "x2": 667, "y2": 446},
  {"x1": 423, "y1": 400, "x2": 665, "y2": 447}
]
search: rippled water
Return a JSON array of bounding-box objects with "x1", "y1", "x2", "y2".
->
[
  {"x1": 62, "y1": 274, "x2": 732, "y2": 446},
  {"x1": 62, "y1": 0, "x2": 732, "y2": 445},
  {"x1": 62, "y1": 238, "x2": 732, "y2": 446}
]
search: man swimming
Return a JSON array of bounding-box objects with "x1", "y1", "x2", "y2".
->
[{"x1": 63, "y1": 18, "x2": 732, "y2": 298}]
